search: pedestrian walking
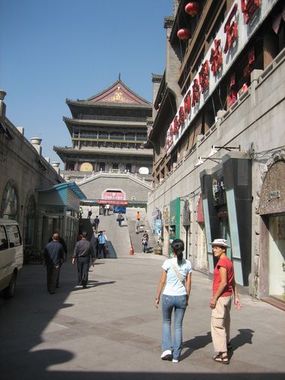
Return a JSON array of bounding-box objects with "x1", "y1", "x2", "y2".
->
[
  {"x1": 117, "y1": 212, "x2": 124, "y2": 227},
  {"x1": 142, "y1": 231, "x2": 149, "y2": 253},
  {"x1": 135, "y1": 210, "x2": 141, "y2": 233},
  {"x1": 155, "y1": 239, "x2": 192, "y2": 363},
  {"x1": 93, "y1": 215, "x2": 100, "y2": 233},
  {"x1": 48, "y1": 231, "x2": 67, "y2": 288},
  {"x1": 88, "y1": 206, "x2": 92, "y2": 219},
  {"x1": 97, "y1": 230, "x2": 108, "y2": 258},
  {"x1": 210, "y1": 238, "x2": 240, "y2": 365},
  {"x1": 72, "y1": 232, "x2": 95, "y2": 288},
  {"x1": 90, "y1": 226, "x2": 98, "y2": 259},
  {"x1": 44, "y1": 233, "x2": 65, "y2": 294}
]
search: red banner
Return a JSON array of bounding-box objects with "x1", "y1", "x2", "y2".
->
[{"x1": 98, "y1": 199, "x2": 128, "y2": 205}]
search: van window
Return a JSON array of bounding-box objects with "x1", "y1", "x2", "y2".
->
[
  {"x1": 0, "y1": 225, "x2": 8, "y2": 250},
  {"x1": 6, "y1": 225, "x2": 22, "y2": 247}
]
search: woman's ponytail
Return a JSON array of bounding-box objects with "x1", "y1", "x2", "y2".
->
[{"x1": 171, "y1": 239, "x2": 185, "y2": 266}]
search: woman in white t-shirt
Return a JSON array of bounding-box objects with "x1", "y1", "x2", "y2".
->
[{"x1": 155, "y1": 239, "x2": 192, "y2": 363}]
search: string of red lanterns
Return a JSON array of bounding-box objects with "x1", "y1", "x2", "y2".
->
[{"x1": 177, "y1": 2, "x2": 200, "y2": 40}]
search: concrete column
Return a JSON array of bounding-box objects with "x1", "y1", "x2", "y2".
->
[
  {"x1": 52, "y1": 162, "x2": 60, "y2": 174},
  {"x1": 30, "y1": 137, "x2": 42, "y2": 155},
  {"x1": 250, "y1": 69, "x2": 263, "y2": 107}
]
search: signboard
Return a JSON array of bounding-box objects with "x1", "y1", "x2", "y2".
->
[
  {"x1": 102, "y1": 190, "x2": 126, "y2": 201},
  {"x1": 166, "y1": 0, "x2": 278, "y2": 155}
]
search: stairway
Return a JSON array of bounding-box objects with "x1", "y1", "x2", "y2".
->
[{"x1": 79, "y1": 209, "x2": 157, "y2": 257}]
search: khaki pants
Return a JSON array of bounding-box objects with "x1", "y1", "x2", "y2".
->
[{"x1": 211, "y1": 295, "x2": 232, "y2": 353}]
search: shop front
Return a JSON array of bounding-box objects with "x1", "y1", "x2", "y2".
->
[
  {"x1": 200, "y1": 153, "x2": 252, "y2": 285},
  {"x1": 37, "y1": 182, "x2": 86, "y2": 259}
]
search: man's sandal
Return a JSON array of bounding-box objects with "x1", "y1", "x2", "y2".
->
[{"x1": 213, "y1": 352, "x2": 229, "y2": 364}]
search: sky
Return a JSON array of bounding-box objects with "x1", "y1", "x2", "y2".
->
[{"x1": 0, "y1": 0, "x2": 173, "y2": 165}]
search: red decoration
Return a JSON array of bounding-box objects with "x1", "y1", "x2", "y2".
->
[
  {"x1": 227, "y1": 73, "x2": 237, "y2": 107},
  {"x1": 199, "y1": 60, "x2": 209, "y2": 93},
  {"x1": 224, "y1": 4, "x2": 238, "y2": 53},
  {"x1": 192, "y1": 79, "x2": 200, "y2": 107},
  {"x1": 227, "y1": 91, "x2": 237, "y2": 107},
  {"x1": 210, "y1": 39, "x2": 223, "y2": 75},
  {"x1": 178, "y1": 106, "x2": 185, "y2": 126},
  {"x1": 185, "y1": 2, "x2": 199, "y2": 17},
  {"x1": 241, "y1": 0, "x2": 261, "y2": 24},
  {"x1": 170, "y1": 116, "x2": 179, "y2": 135},
  {"x1": 177, "y1": 28, "x2": 191, "y2": 40},
  {"x1": 184, "y1": 90, "x2": 191, "y2": 116}
]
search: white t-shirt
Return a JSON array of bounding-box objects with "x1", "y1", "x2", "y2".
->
[{"x1": 162, "y1": 257, "x2": 192, "y2": 296}]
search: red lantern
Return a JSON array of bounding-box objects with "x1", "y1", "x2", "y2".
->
[
  {"x1": 185, "y1": 2, "x2": 199, "y2": 17},
  {"x1": 177, "y1": 28, "x2": 191, "y2": 40}
]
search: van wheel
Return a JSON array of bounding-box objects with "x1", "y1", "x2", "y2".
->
[{"x1": 3, "y1": 272, "x2": 17, "y2": 299}]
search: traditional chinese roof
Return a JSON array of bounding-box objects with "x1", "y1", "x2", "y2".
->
[
  {"x1": 63, "y1": 116, "x2": 148, "y2": 135},
  {"x1": 53, "y1": 146, "x2": 153, "y2": 161},
  {"x1": 87, "y1": 79, "x2": 150, "y2": 105},
  {"x1": 66, "y1": 79, "x2": 152, "y2": 118}
]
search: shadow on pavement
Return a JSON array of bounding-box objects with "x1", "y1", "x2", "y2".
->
[
  {"x1": 230, "y1": 328, "x2": 254, "y2": 351},
  {"x1": 106, "y1": 240, "x2": 117, "y2": 258},
  {"x1": 181, "y1": 331, "x2": 212, "y2": 360}
]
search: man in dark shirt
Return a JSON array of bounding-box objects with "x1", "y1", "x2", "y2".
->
[
  {"x1": 48, "y1": 231, "x2": 67, "y2": 288},
  {"x1": 72, "y1": 231, "x2": 95, "y2": 288},
  {"x1": 92, "y1": 216, "x2": 100, "y2": 233},
  {"x1": 44, "y1": 233, "x2": 65, "y2": 294}
]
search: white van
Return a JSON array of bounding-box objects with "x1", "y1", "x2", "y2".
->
[{"x1": 0, "y1": 219, "x2": 23, "y2": 298}]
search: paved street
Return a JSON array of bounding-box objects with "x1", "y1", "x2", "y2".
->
[{"x1": 0, "y1": 253, "x2": 284, "y2": 380}]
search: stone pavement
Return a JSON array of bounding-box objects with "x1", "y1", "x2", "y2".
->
[{"x1": 0, "y1": 253, "x2": 284, "y2": 380}]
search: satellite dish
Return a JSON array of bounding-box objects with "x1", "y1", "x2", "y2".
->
[{"x1": 138, "y1": 167, "x2": 149, "y2": 175}]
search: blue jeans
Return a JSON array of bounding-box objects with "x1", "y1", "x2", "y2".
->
[{"x1": 162, "y1": 294, "x2": 187, "y2": 360}]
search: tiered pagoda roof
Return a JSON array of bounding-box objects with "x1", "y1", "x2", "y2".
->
[{"x1": 66, "y1": 79, "x2": 152, "y2": 118}]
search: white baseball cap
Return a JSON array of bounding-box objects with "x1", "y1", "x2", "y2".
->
[{"x1": 211, "y1": 238, "x2": 230, "y2": 248}]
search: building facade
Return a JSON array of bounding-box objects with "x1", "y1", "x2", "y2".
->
[
  {"x1": 147, "y1": 0, "x2": 285, "y2": 309},
  {"x1": 54, "y1": 79, "x2": 154, "y2": 207},
  {"x1": 0, "y1": 91, "x2": 85, "y2": 262}
]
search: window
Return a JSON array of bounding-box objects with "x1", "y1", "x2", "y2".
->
[
  {"x1": 0, "y1": 225, "x2": 8, "y2": 250},
  {"x1": 6, "y1": 225, "x2": 22, "y2": 247}
]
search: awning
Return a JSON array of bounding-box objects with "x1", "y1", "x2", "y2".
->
[{"x1": 38, "y1": 181, "x2": 86, "y2": 211}]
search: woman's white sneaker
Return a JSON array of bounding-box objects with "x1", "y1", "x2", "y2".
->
[
  {"x1": 172, "y1": 359, "x2": 179, "y2": 363},
  {"x1": 160, "y1": 350, "x2": 172, "y2": 360}
]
